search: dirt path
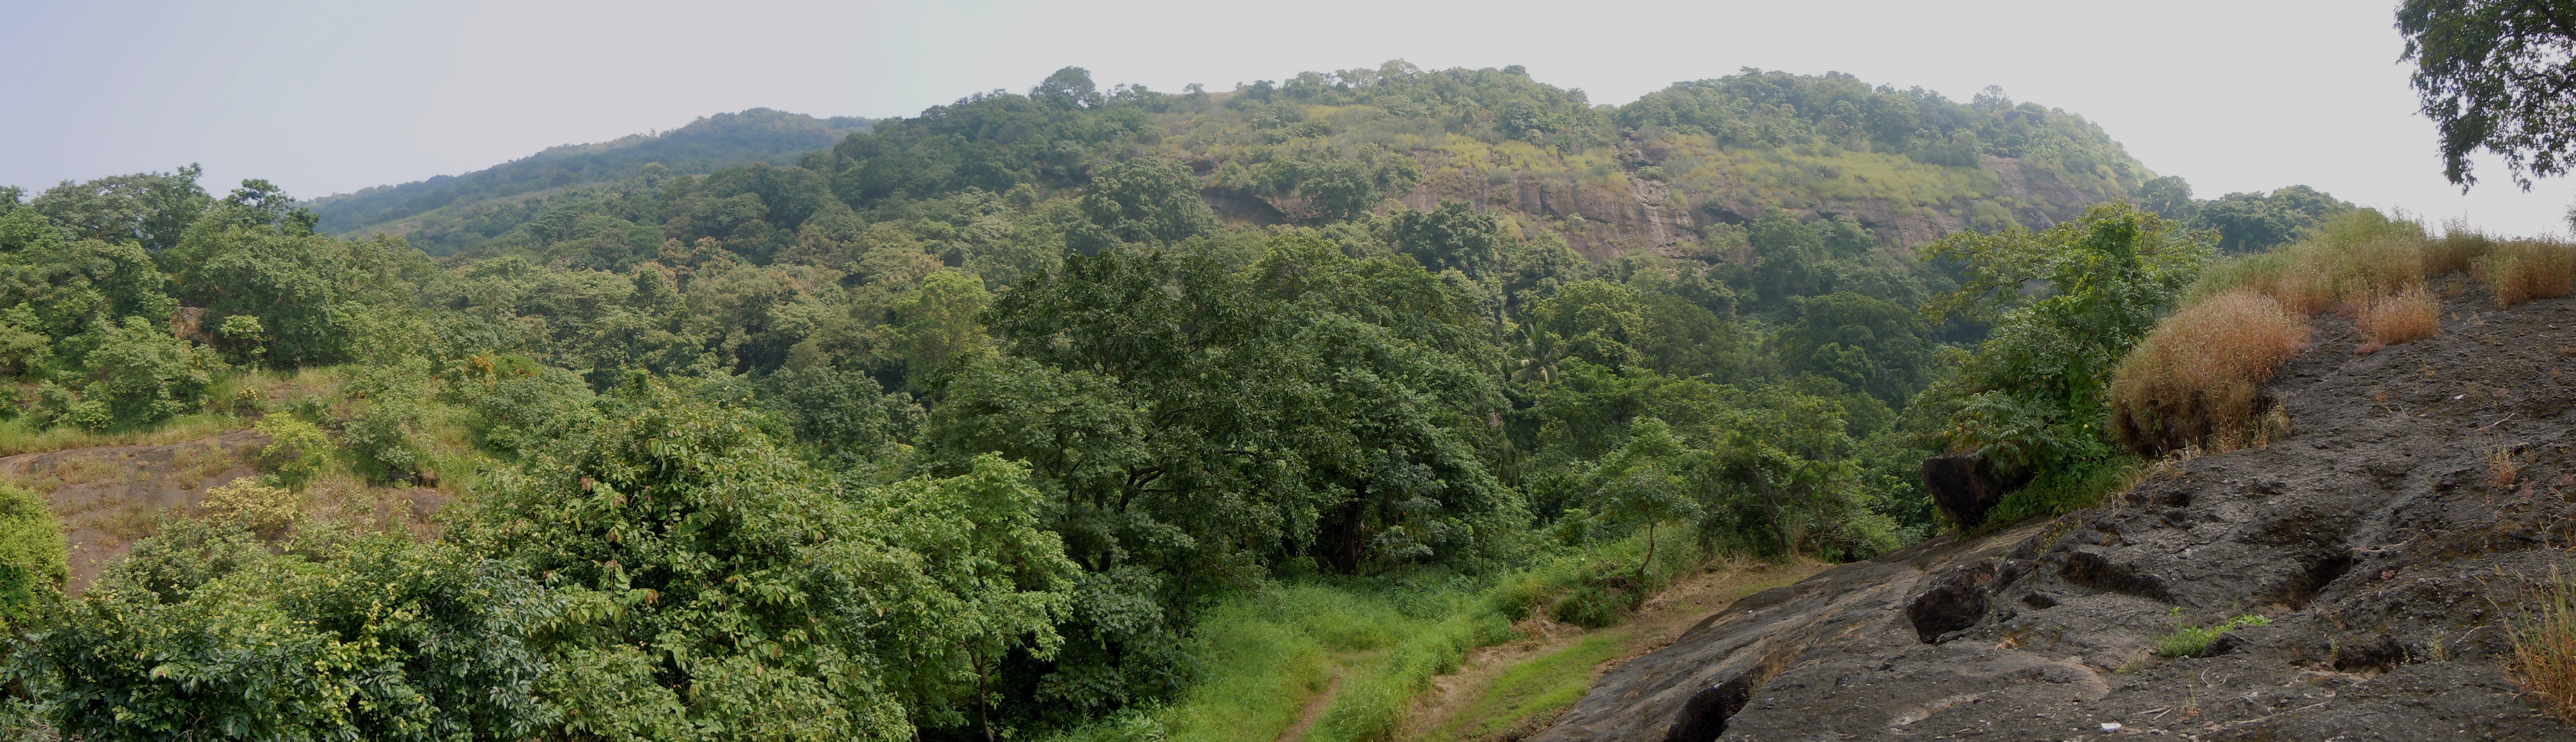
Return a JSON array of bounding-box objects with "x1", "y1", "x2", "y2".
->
[
  {"x1": 1275, "y1": 673, "x2": 1343, "y2": 742},
  {"x1": 1393, "y1": 558, "x2": 1829, "y2": 741}
]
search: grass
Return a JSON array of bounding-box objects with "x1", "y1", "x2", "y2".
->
[
  {"x1": 0, "y1": 413, "x2": 248, "y2": 458},
  {"x1": 2109, "y1": 291, "x2": 2310, "y2": 456},
  {"x1": 2358, "y1": 286, "x2": 2441, "y2": 351},
  {"x1": 2473, "y1": 239, "x2": 2576, "y2": 309},
  {"x1": 1435, "y1": 633, "x2": 1623, "y2": 740},
  {"x1": 1047, "y1": 528, "x2": 1720, "y2": 742},
  {"x1": 2490, "y1": 446, "x2": 2525, "y2": 490},
  {"x1": 2109, "y1": 210, "x2": 2557, "y2": 457},
  {"x1": 2155, "y1": 611, "x2": 2270, "y2": 658},
  {"x1": 1146, "y1": 584, "x2": 1435, "y2": 742},
  {"x1": 2511, "y1": 567, "x2": 2576, "y2": 721}
]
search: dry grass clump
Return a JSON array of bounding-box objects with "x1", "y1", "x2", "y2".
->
[
  {"x1": 2356, "y1": 286, "x2": 2441, "y2": 352},
  {"x1": 2490, "y1": 446, "x2": 2526, "y2": 490},
  {"x1": 2110, "y1": 292, "x2": 2311, "y2": 456},
  {"x1": 2187, "y1": 210, "x2": 2439, "y2": 316},
  {"x1": 2473, "y1": 239, "x2": 2576, "y2": 309},
  {"x1": 2512, "y1": 567, "x2": 2576, "y2": 721},
  {"x1": 2424, "y1": 223, "x2": 2495, "y2": 277}
]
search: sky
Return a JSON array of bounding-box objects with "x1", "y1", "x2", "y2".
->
[{"x1": 6, "y1": 0, "x2": 2573, "y2": 236}]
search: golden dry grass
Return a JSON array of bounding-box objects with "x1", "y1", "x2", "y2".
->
[
  {"x1": 2512, "y1": 567, "x2": 2576, "y2": 721},
  {"x1": 2115, "y1": 211, "x2": 2513, "y2": 456},
  {"x1": 2109, "y1": 292, "x2": 2311, "y2": 456},
  {"x1": 2491, "y1": 446, "x2": 2525, "y2": 490},
  {"x1": 2358, "y1": 286, "x2": 2441, "y2": 351},
  {"x1": 2474, "y1": 240, "x2": 2576, "y2": 309}
]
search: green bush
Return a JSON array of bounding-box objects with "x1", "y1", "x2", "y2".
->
[
  {"x1": 340, "y1": 359, "x2": 435, "y2": 483},
  {"x1": 0, "y1": 483, "x2": 66, "y2": 631},
  {"x1": 1551, "y1": 560, "x2": 1650, "y2": 629},
  {"x1": 254, "y1": 416, "x2": 331, "y2": 490},
  {"x1": 81, "y1": 316, "x2": 222, "y2": 429},
  {"x1": 20, "y1": 520, "x2": 559, "y2": 741}
]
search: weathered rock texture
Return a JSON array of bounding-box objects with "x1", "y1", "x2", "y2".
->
[{"x1": 1532, "y1": 282, "x2": 2576, "y2": 741}]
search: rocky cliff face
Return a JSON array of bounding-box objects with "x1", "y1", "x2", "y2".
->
[{"x1": 1530, "y1": 283, "x2": 2576, "y2": 741}]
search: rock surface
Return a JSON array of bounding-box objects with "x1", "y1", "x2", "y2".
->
[{"x1": 1532, "y1": 282, "x2": 2576, "y2": 741}]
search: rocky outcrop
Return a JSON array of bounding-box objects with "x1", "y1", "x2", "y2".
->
[
  {"x1": 1922, "y1": 452, "x2": 2032, "y2": 528},
  {"x1": 1532, "y1": 284, "x2": 2576, "y2": 740}
]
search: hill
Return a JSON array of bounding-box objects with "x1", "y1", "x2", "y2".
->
[
  {"x1": 319, "y1": 63, "x2": 2160, "y2": 261},
  {"x1": 306, "y1": 107, "x2": 873, "y2": 249}
]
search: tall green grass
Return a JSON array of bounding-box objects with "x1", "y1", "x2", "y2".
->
[{"x1": 1047, "y1": 526, "x2": 1716, "y2": 742}]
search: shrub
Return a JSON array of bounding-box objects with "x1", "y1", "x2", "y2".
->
[
  {"x1": 198, "y1": 478, "x2": 300, "y2": 540},
  {"x1": 21, "y1": 522, "x2": 561, "y2": 740},
  {"x1": 0, "y1": 483, "x2": 66, "y2": 630},
  {"x1": 2358, "y1": 286, "x2": 2441, "y2": 348},
  {"x1": 254, "y1": 416, "x2": 331, "y2": 490},
  {"x1": 2512, "y1": 568, "x2": 2576, "y2": 721},
  {"x1": 1551, "y1": 560, "x2": 1652, "y2": 629},
  {"x1": 82, "y1": 316, "x2": 223, "y2": 429},
  {"x1": 2474, "y1": 240, "x2": 2576, "y2": 308},
  {"x1": 2109, "y1": 292, "x2": 2310, "y2": 456}
]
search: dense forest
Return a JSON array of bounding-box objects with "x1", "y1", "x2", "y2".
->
[{"x1": 0, "y1": 63, "x2": 2358, "y2": 741}]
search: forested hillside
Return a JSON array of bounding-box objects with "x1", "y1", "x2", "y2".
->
[
  {"x1": 0, "y1": 62, "x2": 2371, "y2": 741},
  {"x1": 308, "y1": 108, "x2": 875, "y2": 250}
]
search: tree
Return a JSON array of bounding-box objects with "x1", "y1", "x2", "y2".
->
[
  {"x1": 453, "y1": 382, "x2": 1076, "y2": 740},
  {"x1": 1916, "y1": 203, "x2": 2210, "y2": 480},
  {"x1": 1033, "y1": 66, "x2": 1105, "y2": 111},
  {"x1": 762, "y1": 365, "x2": 922, "y2": 459},
  {"x1": 1079, "y1": 158, "x2": 1215, "y2": 245},
  {"x1": 1388, "y1": 200, "x2": 1506, "y2": 277},
  {"x1": 28, "y1": 165, "x2": 211, "y2": 252},
  {"x1": 2192, "y1": 186, "x2": 2354, "y2": 253},
  {"x1": 2398, "y1": 0, "x2": 2576, "y2": 188},
  {"x1": 885, "y1": 268, "x2": 994, "y2": 382},
  {"x1": 1522, "y1": 280, "x2": 1647, "y2": 368},
  {"x1": 1747, "y1": 208, "x2": 1826, "y2": 309},
  {"x1": 1586, "y1": 418, "x2": 1700, "y2": 579},
  {"x1": 80, "y1": 316, "x2": 221, "y2": 428},
  {"x1": 2133, "y1": 175, "x2": 2198, "y2": 221},
  {"x1": 1774, "y1": 292, "x2": 1931, "y2": 408}
]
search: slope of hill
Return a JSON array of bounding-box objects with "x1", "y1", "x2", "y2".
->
[
  {"x1": 308, "y1": 108, "x2": 872, "y2": 247},
  {"x1": 1528, "y1": 279, "x2": 2576, "y2": 741},
  {"x1": 320, "y1": 64, "x2": 2156, "y2": 262}
]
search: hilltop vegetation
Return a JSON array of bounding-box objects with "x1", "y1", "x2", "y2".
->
[
  {"x1": 0, "y1": 62, "x2": 2376, "y2": 741},
  {"x1": 308, "y1": 109, "x2": 874, "y2": 250},
  {"x1": 332, "y1": 63, "x2": 2171, "y2": 264}
]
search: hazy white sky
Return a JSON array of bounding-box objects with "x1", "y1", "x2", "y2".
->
[{"x1": 6, "y1": 0, "x2": 2573, "y2": 235}]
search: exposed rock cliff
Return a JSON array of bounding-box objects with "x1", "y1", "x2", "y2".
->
[{"x1": 1533, "y1": 283, "x2": 2576, "y2": 740}]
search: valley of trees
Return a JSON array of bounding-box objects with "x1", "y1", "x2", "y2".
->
[{"x1": 0, "y1": 63, "x2": 2352, "y2": 740}]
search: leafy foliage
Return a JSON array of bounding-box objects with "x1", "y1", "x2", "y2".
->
[
  {"x1": 2398, "y1": 0, "x2": 2576, "y2": 188},
  {"x1": 0, "y1": 484, "x2": 65, "y2": 631},
  {"x1": 1913, "y1": 203, "x2": 2208, "y2": 519},
  {"x1": 0, "y1": 61, "x2": 2215, "y2": 738}
]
